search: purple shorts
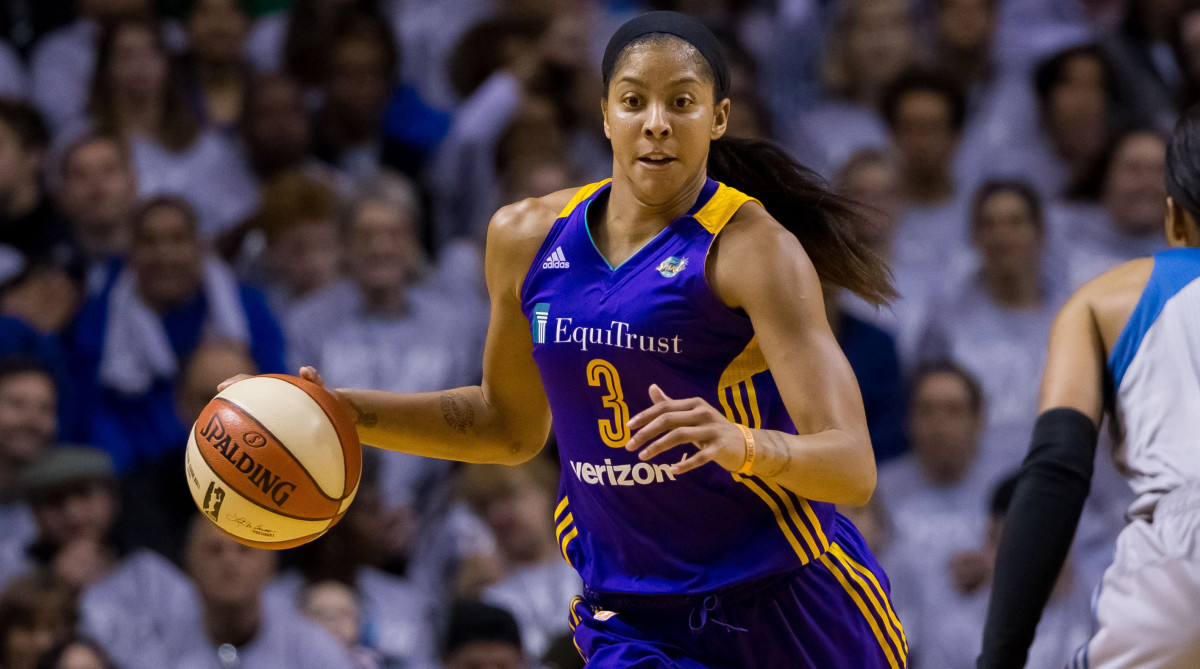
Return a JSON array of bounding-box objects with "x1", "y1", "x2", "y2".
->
[{"x1": 569, "y1": 514, "x2": 908, "y2": 668}]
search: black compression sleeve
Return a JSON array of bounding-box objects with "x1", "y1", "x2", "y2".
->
[{"x1": 977, "y1": 408, "x2": 1098, "y2": 669}]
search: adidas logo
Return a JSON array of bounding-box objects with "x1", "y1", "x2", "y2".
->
[{"x1": 543, "y1": 246, "x2": 570, "y2": 269}]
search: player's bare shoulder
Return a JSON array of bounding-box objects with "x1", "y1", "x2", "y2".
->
[
  {"x1": 485, "y1": 187, "x2": 586, "y2": 297},
  {"x1": 1073, "y1": 257, "x2": 1155, "y2": 353},
  {"x1": 709, "y1": 199, "x2": 818, "y2": 308}
]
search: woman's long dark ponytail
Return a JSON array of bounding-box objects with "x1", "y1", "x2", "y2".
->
[{"x1": 707, "y1": 136, "x2": 896, "y2": 306}]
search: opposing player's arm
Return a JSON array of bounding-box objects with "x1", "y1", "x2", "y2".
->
[
  {"x1": 626, "y1": 205, "x2": 876, "y2": 505},
  {"x1": 978, "y1": 260, "x2": 1150, "y2": 669},
  {"x1": 306, "y1": 193, "x2": 573, "y2": 465}
]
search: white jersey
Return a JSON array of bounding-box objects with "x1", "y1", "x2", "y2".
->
[{"x1": 1109, "y1": 248, "x2": 1200, "y2": 520}]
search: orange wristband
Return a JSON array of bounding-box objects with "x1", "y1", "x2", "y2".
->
[{"x1": 736, "y1": 423, "x2": 756, "y2": 475}]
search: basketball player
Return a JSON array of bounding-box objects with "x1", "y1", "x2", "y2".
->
[
  {"x1": 226, "y1": 12, "x2": 906, "y2": 667},
  {"x1": 977, "y1": 106, "x2": 1200, "y2": 668}
]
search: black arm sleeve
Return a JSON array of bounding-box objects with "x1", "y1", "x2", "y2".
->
[{"x1": 977, "y1": 407, "x2": 1099, "y2": 669}]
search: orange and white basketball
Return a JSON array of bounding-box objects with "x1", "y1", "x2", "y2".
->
[{"x1": 184, "y1": 374, "x2": 361, "y2": 549}]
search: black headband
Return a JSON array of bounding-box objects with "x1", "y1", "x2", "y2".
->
[{"x1": 601, "y1": 11, "x2": 730, "y2": 101}]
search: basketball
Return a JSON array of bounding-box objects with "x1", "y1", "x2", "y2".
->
[{"x1": 184, "y1": 374, "x2": 362, "y2": 549}]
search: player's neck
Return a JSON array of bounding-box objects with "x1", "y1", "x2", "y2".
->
[
  {"x1": 204, "y1": 600, "x2": 261, "y2": 648},
  {"x1": 600, "y1": 170, "x2": 708, "y2": 263}
]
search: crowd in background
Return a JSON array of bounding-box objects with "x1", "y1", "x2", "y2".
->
[{"x1": 0, "y1": 0, "x2": 1194, "y2": 667}]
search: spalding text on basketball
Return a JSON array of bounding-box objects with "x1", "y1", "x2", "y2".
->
[{"x1": 200, "y1": 413, "x2": 297, "y2": 507}]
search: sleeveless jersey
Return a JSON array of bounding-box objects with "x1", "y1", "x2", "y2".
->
[
  {"x1": 521, "y1": 178, "x2": 836, "y2": 595},
  {"x1": 1108, "y1": 247, "x2": 1200, "y2": 519}
]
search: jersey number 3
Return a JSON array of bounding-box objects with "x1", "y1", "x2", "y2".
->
[{"x1": 587, "y1": 359, "x2": 630, "y2": 448}]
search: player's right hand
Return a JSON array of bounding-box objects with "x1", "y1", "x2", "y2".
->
[
  {"x1": 217, "y1": 366, "x2": 325, "y2": 393},
  {"x1": 216, "y1": 374, "x2": 253, "y2": 392}
]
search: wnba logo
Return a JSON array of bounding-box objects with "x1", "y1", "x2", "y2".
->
[{"x1": 532, "y1": 303, "x2": 550, "y2": 343}]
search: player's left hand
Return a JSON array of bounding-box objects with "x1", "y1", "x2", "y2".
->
[{"x1": 625, "y1": 384, "x2": 748, "y2": 475}]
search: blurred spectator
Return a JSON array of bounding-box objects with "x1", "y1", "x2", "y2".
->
[
  {"x1": 250, "y1": 170, "x2": 343, "y2": 318},
  {"x1": 21, "y1": 447, "x2": 121, "y2": 589},
  {"x1": 300, "y1": 581, "x2": 380, "y2": 669},
  {"x1": 117, "y1": 341, "x2": 256, "y2": 561},
  {"x1": 459, "y1": 458, "x2": 581, "y2": 659},
  {"x1": 180, "y1": 517, "x2": 353, "y2": 668},
  {"x1": 882, "y1": 69, "x2": 974, "y2": 285},
  {"x1": 82, "y1": 514, "x2": 353, "y2": 669},
  {"x1": 519, "y1": 9, "x2": 610, "y2": 184},
  {"x1": 920, "y1": 474, "x2": 1093, "y2": 669},
  {"x1": 287, "y1": 178, "x2": 484, "y2": 524},
  {"x1": 0, "y1": 41, "x2": 27, "y2": 102},
  {"x1": 876, "y1": 361, "x2": 992, "y2": 664},
  {"x1": 286, "y1": 178, "x2": 482, "y2": 396},
  {"x1": 33, "y1": 636, "x2": 118, "y2": 669},
  {"x1": 86, "y1": 17, "x2": 258, "y2": 237},
  {"x1": 1172, "y1": 0, "x2": 1200, "y2": 110},
  {"x1": 834, "y1": 149, "x2": 934, "y2": 366},
  {"x1": 440, "y1": 601, "x2": 527, "y2": 669},
  {"x1": 496, "y1": 118, "x2": 573, "y2": 205},
  {"x1": 314, "y1": 8, "x2": 399, "y2": 183},
  {"x1": 0, "y1": 100, "x2": 72, "y2": 267},
  {"x1": 1012, "y1": 44, "x2": 1121, "y2": 199},
  {"x1": 29, "y1": 0, "x2": 155, "y2": 132},
  {"x1": 0, "y1": 271, "x2": 80, "y2": 419},
  {"x1": 918, "y1": 180, "x2": 1068, "y2": 476},
  {"x1": 932, "y1": 0, "x2": 1042, "y2": 192},
  {"x1": 266, "y1": 469, "x2": 438, "y2": 669},
  {"x1": 68, "y1": 196, "x2": 284, "y2": 472},
  {"x1": 55, "y1": 134, "x2": 137, "y2": 294},
  {"x1": 181, "y1": 0, "x2": 252, "y2": 132},
  {"x1": 237, "y1": 71, "x2": 341, "y2": 187},
  {"x1": 1064, "y1": 128, "x2": 1170, "y2": 287},
  {"x1": 246, "y1": 0, "x2": 389, "y2": 88},
  {"x1": 787, "y1": 0, "x2": 920, "y2": 177},
  {"x1": 430, "y1": 14, "x2": 550, "y2": 247},
  {"x1": 0, "y1": 571, "x2": 78, "y2": 669},
  {"x1": 388, "y1": 0, "x2": 496, "y2": 110},
  {"x1": 934, "y1": 0, "x2": 1001, "y2": 91},
  {"x1": 823, "y1": 287, "x2": 908, "y2": 464},
  {"x1": 1103, "y1": 0, "x2": 1184, "y2": 133},
  {"x1": 316, "y1": 8, "x2": 449, "y2": 186},
  {"x1": 0, "y1": 1, "x2": 77, "y2": 59},
  {"x1": 0, "y1": 359, "x2": 57, "y2": 588}
]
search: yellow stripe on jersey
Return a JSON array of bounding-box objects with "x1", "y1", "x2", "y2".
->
[
  {"x1": 718, "y1": 337, "x2": 769, "y2": 390},
  {"x1": 559, "y1": 527, "x2": 579, "y2": 566},
  {"x1": 554, "y1": 497, "x2": 578, "y2": 567},
  {"x1": 820, "y1": 548, "x2": 903, "y2": 669},
  {"x1": 731, "y1": 473, "x2": 811, "y2": 562},
  {"x1": 764, "y1": 479, "x2": 827, "y2": 555},
  {"x1": 744, "y1": 377, "x2": 763, "y2": 431},
  {"x1": 556, "y1": 513, "x2": 574, "y2": 540},
  {"x1": 719, "y1": 338, "x2": 832, "y2": 564},
  {"x1": 730, "y1": 383, "x2": 750, "y2": 426},
  {"x1": 721, "y1": 367, "x2": 815, "y2": 563},
  {"x1": 831, "y1": 544, "x2": 908, "y2": 655},
  {"x1": 568, "y1": 596, "x2": 584, "y2": 631},
  {"x1": 692, "y1": 182, "x2": 762, "y2": 235},
  {"x1": 556, "y1": 180, "x2": 612, "y2": 219}
]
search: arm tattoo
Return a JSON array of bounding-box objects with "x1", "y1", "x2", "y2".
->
[
  {"x1": 758, "y1": 438, "x2": 793, "y2": 479},
  {"x1": 440, "y1": 391, "x2": 475, "y2": 434},
  {"x1": 345, "y1": 397, "x2": 378, "y2": 429}
]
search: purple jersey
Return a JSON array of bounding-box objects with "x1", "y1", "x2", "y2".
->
[{"x1": 521, "y1": 178, "x2": 836, "y2": 595}]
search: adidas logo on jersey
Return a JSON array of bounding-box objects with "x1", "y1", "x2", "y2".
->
[{"x1": 543, "y1": 247, "x2": 570, "y2": 269}]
